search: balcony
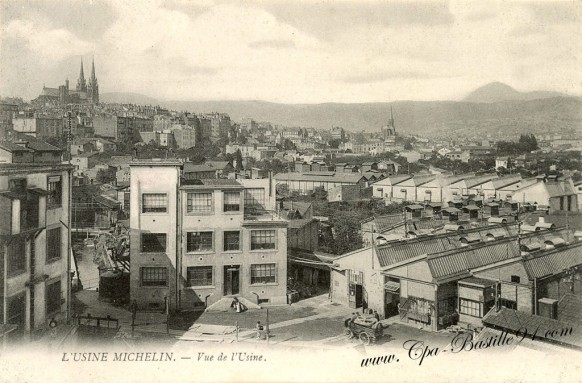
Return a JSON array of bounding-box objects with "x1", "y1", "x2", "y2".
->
[{"x1": 243, "y1": 208, "x2": 287, "y2": 227}]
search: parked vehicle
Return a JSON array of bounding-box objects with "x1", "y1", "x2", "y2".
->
[{"x1": 344, "y1": 315, "x2": 384, "y2": 345}]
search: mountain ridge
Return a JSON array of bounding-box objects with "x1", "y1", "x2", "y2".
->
[
  {"x1": 463, "y1": 82, "x2": 570, "y2": 103},
  {"x1": 100, "y1": 85, "x2": 581, "y2": 135}
]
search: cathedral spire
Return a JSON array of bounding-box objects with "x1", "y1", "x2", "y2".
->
[
  {"x1": 87, "y1": 56, "x2": 99, "y2": 104},
  {"x1": 90, "y1": 57, "x2": 96, "y2": 80},
  {"x1": 76, "y1": 58, "x2": 87, "y2": 92},
  {"x1": 79, "y1": 59, "x2": 85, "y2": 81}
]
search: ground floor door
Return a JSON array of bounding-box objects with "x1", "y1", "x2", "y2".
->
[
  {"x1": 348, "y1": 283, "x2": 363, "y2": 309},
  {"x1": 224, "y1": 265, "x2": 240, "y2": 296},
  {"x1": 384, "y1": 291, "x2": 400, "y2": 318}
]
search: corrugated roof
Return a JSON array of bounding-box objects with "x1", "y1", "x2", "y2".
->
[
  {"x1": 376, "y1": 223, "x2": 518, "y2": 269},
  {"x1": 546, "y1": 182, "x2": 576, "y2": 197},
  {"x1": 458, "y1": 276, "x2": 496, "y2": 287},
  {"x1": 373, "y1": 214, "x2": 404, "y2": 231},
  {"x1": 411, "y1": 175, "x2": 437, "y2": 186},
  {"x1": 282, "y1": 201, "x2": 312, "y2": 218},
  {"x1": 0, "y1": 141, "x2": 33, "y2": 152},
  {"x1": 427, "y1": 240, "x2": 521, "y2": 282},
  {"x1": 200, "y1": 179, "x2": 241, "y2": 186},
  {"x1": 205, "y1": 161, "x2": 231, "y2": 169},
  {"x1": 483, "y1": 307, "x2": 582, "y2": 349},
  {"x1": 411, "y1": 220, "x2": 446, "y2": 231},
  {"x1": 26, "y1": 140, "x2": 62, "y2": 152},
  {"x1": 557, "y1": 294, "x2": 582, "y2": 324},
  {"x1": 183, "y1": 163, "x2": 216, "y2": 173},
  {"x1": 522, "y1": 242, "x2": 582, "y2": 279},
  {"x1": 372, "y1": 175, "x2": 412, "y2": 186},
  {"x1": 463, "y1": 174, "x2": 499, "y2": 188},
  {"x1": 274, "y1": 172, "x2": 364, "y2": 183},
  {"x1": 491, "y1": 175, "x2": 522, "y2": 189}
]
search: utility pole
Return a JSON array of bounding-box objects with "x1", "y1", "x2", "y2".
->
[{"x1": 66, "y1": 110, "x2": 73, "y2": 324}]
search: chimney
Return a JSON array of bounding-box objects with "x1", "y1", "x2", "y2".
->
[{"x1": 538, "y1": 216, "x2": 545, "y2": 224}]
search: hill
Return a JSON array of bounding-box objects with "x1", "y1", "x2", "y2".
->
[
  {"x1": 162, "y1": 97, "x2": 581, "y2": 136},
  {"x1": 97, "y1": 91, "x2": 581, "y2": 136},
  {"x1": 463, "y1": 82, "x2": 569, "y2": 103}
]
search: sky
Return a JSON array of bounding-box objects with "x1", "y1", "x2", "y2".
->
[{"x1": 1, "y1": 0, "x2": 581, "y2": 103}]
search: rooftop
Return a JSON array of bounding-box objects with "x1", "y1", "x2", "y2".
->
[
  {"x1": 130, "y1": 159, "x2": 184, "y2": 167},
  {"x1": 483, "y1": 307, "x2": 582, "y2": 350}
]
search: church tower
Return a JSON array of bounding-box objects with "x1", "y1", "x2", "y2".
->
[
  {"x1": 382, "y1": 107, "x2": 397, "y2": 143},
  {"x1": 87, "y1": 58, "x2": 99, "y2": 104},
  {"x1": 76, "y1": 59, "x2": 87, "y2": 92}
]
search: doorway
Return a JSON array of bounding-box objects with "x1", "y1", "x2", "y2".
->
[
  {"x1": 384, "y1": 291, "x2": 400, "y2": 318},
  {"x1": 224, "y1": 265, "x2": 240, "y2": 296},
  {"x1": 348, "y1": 283, "x2": 363, "y2": 309}
]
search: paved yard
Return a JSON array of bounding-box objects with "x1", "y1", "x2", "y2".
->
[{"x1": 71, "y1": 286, "x2": 457, "y2": 351}]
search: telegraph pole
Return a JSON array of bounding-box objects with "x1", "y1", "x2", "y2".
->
[{"x1": 66, "y1": 110, "x2": 73, "y2": 324}]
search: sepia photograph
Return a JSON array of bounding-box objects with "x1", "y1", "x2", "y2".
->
[{"x1": 0, "y1": 0, "x2": 581, "y2": 382}]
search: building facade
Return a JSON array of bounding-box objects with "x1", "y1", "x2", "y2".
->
[
  {"x1": 129, "y1": 161, "x2": 288, "y2": 311},
  {"x1": 0, "y1": 162, "x2": 72, "y2": 341}
]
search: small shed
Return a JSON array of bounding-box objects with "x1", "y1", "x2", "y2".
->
[
  {"x1": 442, "y1": 207, "x2": 460, "y2": 221},
  {"x1": 405, "y1": 204, "x2": 424, "y2": 219},
  {"x1": 462, "y1": 205, "x2": 480, "y2": 219},
  {"x1": 484, "y1": 202, "x2": 499, "y2": 217}
]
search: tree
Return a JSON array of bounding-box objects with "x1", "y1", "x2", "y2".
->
[
  {"x1": 276, "y1": 184, "x2": 290, "y2": 198},
  {"x1": 282, "y1": 139, "x2": 296, "y2": 151},
  {"x1": 331, "y1": 211, "x2": 363, "y2": 255},
  {"x1": 260, "y1": 159, "x2": 287, "y2": 174},
  {"x1": 518, "y1": 134, "x2": 539, "y2": 152},
  {"x1": 328, "y1": 138, "x2": 341, "y2": 149},
  {"x1": 235, "y1": 149, "x2": 244, "y2": 171},
  {"x1": 403, "y1": 142, "x2": 413, "y2": 150},
  {"x1": 96, "y1": 168, "x2": 116, "y2": 184},
  {"x1": 312, "y1": 186, "x2": 328, "y2": 201}
]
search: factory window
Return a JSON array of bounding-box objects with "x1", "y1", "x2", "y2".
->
[
  {"x1": 223, "y1": 192, "x2": 241, "y2": 212},
  {"x1": 47, "y1": 175, "x2": 62, "y2": 208},
  {"x1": 459, "y1": 298, "x2": 481, "y2": 318},
  {"x1": 250, "y1": 263, "x2": 276, "y2": 284},
  {"x1": 142, "y1": 193, "x2": 167, "y2": 213},
  {"x1": 47, "y1": 227, "x2": 61, "y2": 262},
  {"x1": 46, "y1": 279, "x2": 62, "y2": 315},
  {"x1": 250, "y1": 230, "x2": 276, "y2": 250},
  {"x1": 244, "y1": 188, "x2": 265, "y2": 210},
  {"x1": 141, "y1": 267, "x2": 168, "y2": 287},
  {"x1": 186, "y1": 192, "x2": 213, "y2": 213},
  {"x1": 186, "y1": 232, "x2": 213, "y2": 252},
  {"x1": 224, "y1": 231, "x2": 241, "y2": 251},
  {"x1": 141, "y1": 233, "x2": 167, "y2": 253},
  {"x1": 186, "y1": 266, "x2": 213, "y2": 287},
  {"x1": 7, "y1": 293, "x2": 26, "y2": 336},
  {"x1": 8, "y1": 237, "x2": 26, "y2": 275}
]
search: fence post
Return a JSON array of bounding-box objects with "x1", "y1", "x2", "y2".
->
[{"x1": 131, "y1": 300, "x2": 137, "y2": 338}]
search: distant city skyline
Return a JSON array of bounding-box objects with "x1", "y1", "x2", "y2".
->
[{"x1": 1, "y1": 1, "x2": 581, "y2": 103}]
